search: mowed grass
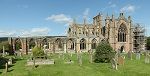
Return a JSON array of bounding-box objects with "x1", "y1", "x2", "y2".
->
[{"x1": 0, "y1": 53, "x2": 150, "y2": 76}]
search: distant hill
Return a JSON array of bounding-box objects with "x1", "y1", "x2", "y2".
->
[{"x1": 0, "y1": 37, "x2": 8, "y2": 42}]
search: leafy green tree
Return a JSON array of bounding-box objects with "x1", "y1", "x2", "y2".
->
[
  {"x1": 146, "y1": 37, "x2": 150, "y2": 50},
  {"x1": 31, "y1": 46, "x2": 45, "y2": 68},
  {"x1": 0, "y1": 57, "x2": 8, "y2": 66},
  {"x1": 32, "y1": 46, "x2": 45, "y2": 57},
  {"x1": 94, "y1": 41, "x2": 115, "y2": 63},
  {"x1": 15, "y1": 42, "x2": 21, "y2": 51},
  {"x1": 0, "y1": 41, "x2": 11, "y2": 52}
]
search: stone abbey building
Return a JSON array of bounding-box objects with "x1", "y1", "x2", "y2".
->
[{"x1": 8, "y1": 13, "x2": 145, "y2": 54}]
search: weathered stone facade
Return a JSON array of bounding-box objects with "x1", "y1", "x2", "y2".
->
[{"x1": 8, "y1": 13, "x2": 144, "y2": 54}]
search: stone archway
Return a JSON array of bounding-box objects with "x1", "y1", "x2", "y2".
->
[
  {"x1": 28, "y1": 38, "x2": 36, "y2": 52},
  {"x1": 55, "y1": 38, "x2": 63, "y2": 52},
  {"x1": 120, "y1": 46, "x2": 125, "y2": 53},
  {"x1": 42, "y1": 38, "x2": 49, "y2": 49},
  {"x1": 14, "y1": 38, "x2": 23, "y2": 51}
]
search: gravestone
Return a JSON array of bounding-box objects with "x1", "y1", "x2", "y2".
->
[
  {"x1": 111, "y1": 58, "x2": 118, "y2": 70},
  {"x1": 77, "y1": 52, "x2": 82, "y2": 66},
  {"x1": 8, "y1": 58, "x2": 13, "y2": 65},
  {"x1": 19, "y1": 51, "x2": 23, "y2": 58},
  {"x1": 5, "y1": 62, "x2": 8, "y2": 73},
  {"x1": 136, "y1": 52, "x2": 141, "y2": 60},
  {"x1": 70, "y1": 52, "x2": 73, "y2": 57},
  {"x1": 64, "y1": 60, "x2": 74, "y2": 64},
  {"x1": 58, "y1": 51, "x2": 64, "y2": 60},
  {"x1": 27, "y1": 59, "x2": 55, "y2": 66},
  {"x1": 2, "y1": 46, "x2": 5, "y2": 57},
  {"x1": 88, "y1": 49, "x2": 93, "y2": 63},
  {"x1": 127, "y1": 51, "x2": 133, "y2": 60},
  {"x1": 145, "y1": 51, "x2": 150, "y2": 63},
  {"x1": 118, "y1": 56, "x2": 124, "y2": 65}
]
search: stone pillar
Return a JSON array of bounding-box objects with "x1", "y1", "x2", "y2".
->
[
  {"x1": 2, "y1": 46, "x2": 5, "y2": 57},
  {"x1": 35, "y1": 40, "x2": 38, "y2": 47},
  {"x1": 64, "y1": 43, "x2": 66, "y2": 53},
  {"x1": 53, "y1": 43, "x2": 55, "y2": 53},
  {"x1": 88, "y1": 43, "x2": 91, "y2": 50},
  {"x1": 76, "y1": 39, "x2": 80, "y2": 53},
  {"x1": 49, "y1": 42, "x2": 51, "y2": 52},
  {"x1": 13, "y1": 42, "x2": 15, "y2": 51},
  {"x1": 27, "y1": 43, "x2": 29, "y2": 52},
  {"x1": 49, "y1": 42, "x2": 51, "y2": 49},
  {"x1": 74, "y1": 42, "x2": 76, "y2": 51},
  {"x1": 76, "y1": 43, "x2": 80, "y2": 53},
  {"x1": 22, "y1": 38, "x2": 28, "y2": 55}
]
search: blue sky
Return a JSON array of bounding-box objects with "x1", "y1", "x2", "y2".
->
[{"x1": 0, "y1": 0, "x2": 150, "y2": 37}]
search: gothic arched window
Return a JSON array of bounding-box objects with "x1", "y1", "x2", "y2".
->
[
  {"x1": 55, "y1": 39, "x2": 62, "y2": 49},
  {"x1": 80, "y1": 38, "x2": 86, "y2": 50},
  {"x1": 118, "y1": 24, "x2": 127, "y2": 42},
  {"x1": 42, "y1": 38, "x2": 49, "y2": 49},
  {"x1": 67, "y1": 39, "x2": 74, "y2": 50},
  {"x1": 91, "y1": 39, "x2": 97, "y2": 49}
]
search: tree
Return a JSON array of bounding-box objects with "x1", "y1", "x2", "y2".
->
[
  {"x1": 94, "y1": 41, "x2": 115, "y2": 63},
  {"x1": 31, "y1": 46, "x2": 45, "y2": 68},
  {"x1": 0, "y1": 57, "x2": 8, "y2": 66},
  {"x1": 0, "y1": 41, "x2": 11, "y2": 52},
  {"x1": 32, "y1": 46, "x2": 45, "y2": 57},
  {"x1": 146, "y1": 37, "x2": 150, "y2": 50}
]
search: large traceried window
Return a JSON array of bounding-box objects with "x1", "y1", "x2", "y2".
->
[
  {"x1": 118, "y1": 24, "x2": 127, "y2": 42},
  {"x1": 80, "y1": 38, "x2": 86, "y2": 50}
]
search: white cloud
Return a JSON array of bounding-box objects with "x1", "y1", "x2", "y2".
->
[
  {"x1": 0, "y1": 31, "x2": 17, "y2": 37},
  {"x1": 120, "y1": 5, "x2": 135, "y2": 13},
  {"x1": 83, "y1": 8, "x2": 90, "y2": 18},
  {"x1": 46, "y1": 14, "x2": 73, "y2": 24},
  {"x1": 0, "y1": 27, "x2": 50, "y2": 37},
  {"x1": 21, "y1": 27, "x2": 50, "y2": 37},
  {"x1": 108, "y1": 1, "x2": 116, "y2": 8},
  {"x1": 110, "y1": 4, "x2": 116, "y2": 8}
]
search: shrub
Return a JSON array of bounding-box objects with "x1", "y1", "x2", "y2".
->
[
  {"x1": 0, "y1": 41, "x2": 11, "y2": 52},
  {"x1": 32, "y1": 46, "x2": 45, "y2": 57},
  {"x1": 94, "y1": 41, "x2": 115, "y2": 63},
  {"x1": 0, "y1": 57, "x2": 8, "y2": 65}
]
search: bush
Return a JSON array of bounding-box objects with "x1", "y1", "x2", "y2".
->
[
  {"x1": 0, "y1": 41, "x2": 11, "y2": 53},
  {"x1": 32, "y1": 46, "x2": 45, "y2": 57},
  {"x1": 94, "y1": 41, "x2": 115, "y2": 63},
  {"x1": 0, "y1": 57, "x2": 8, "y2": 65}
]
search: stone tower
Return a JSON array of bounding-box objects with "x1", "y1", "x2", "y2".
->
[{"x1": 93, "y1": 13, "x2": 103, "y2": 35}]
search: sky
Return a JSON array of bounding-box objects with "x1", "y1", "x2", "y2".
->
[{"x1": 0, "y1": 0, "x2": 150, "y2": 37}]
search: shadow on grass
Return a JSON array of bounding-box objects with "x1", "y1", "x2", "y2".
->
[
  {"x1": 7, "y1": 69, "x2": 14, "y2": 72},
  {"x1": 13, "y1": 58, "x2": 23, "y2": 64},
  {"x1": 35, "y1": 65, "x2": 39, "y2": 68},
  {"x1": 0, "y1": 65, "x2": 14, "y2": 73},
  {"x1": 0, "y1": 65, "x2": 14, "y2": 69}
]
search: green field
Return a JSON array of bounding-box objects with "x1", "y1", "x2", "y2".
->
[{"x1": 0, "y1": 53, "x2": 150, "y2": 76}]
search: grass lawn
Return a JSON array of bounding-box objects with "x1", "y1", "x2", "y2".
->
[{"x1": 0, "y1": 53, "x2": 150, "y2": 76}]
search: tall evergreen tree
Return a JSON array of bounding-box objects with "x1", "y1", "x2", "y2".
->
[{"x1": 94, "y1": 41, "x2": 115, "y2": 63}]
